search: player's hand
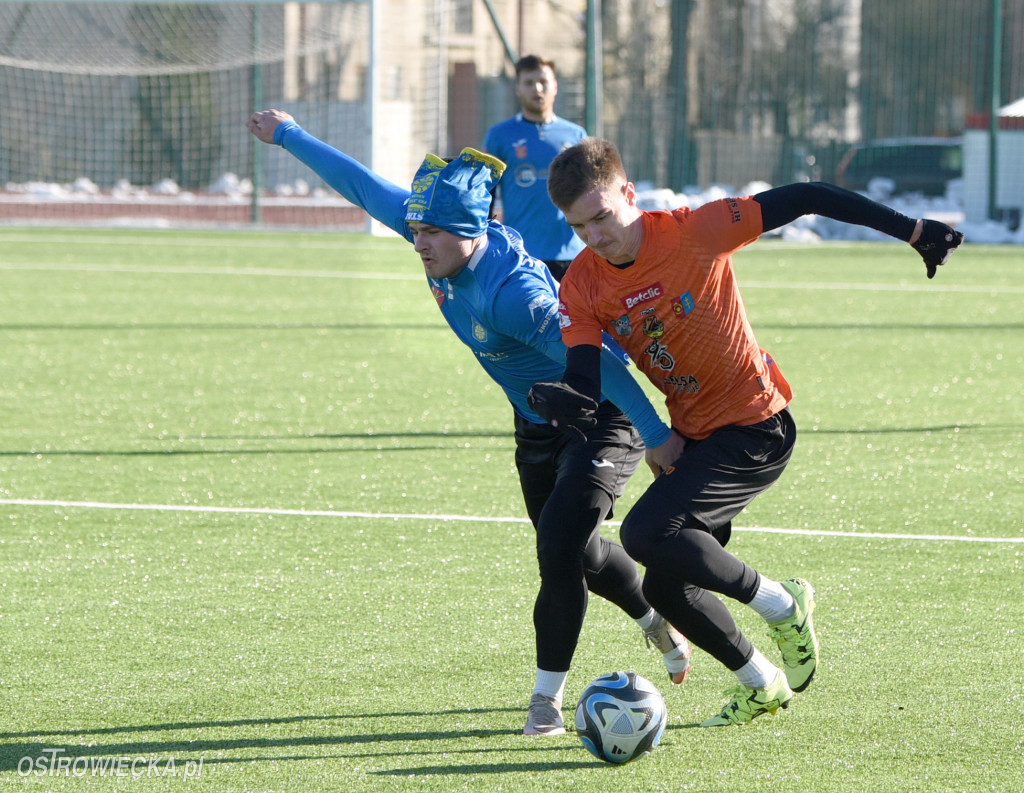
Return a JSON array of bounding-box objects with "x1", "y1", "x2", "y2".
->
[
  {"x1": 527, "y1": 381, "x2": 598, "y2": 443},
  {"x1": 645, "y1": 431, "x2": 685, "y2": 477},
  {"x1": 911, "y1": 219, "x2": 964, "y2": 278},
  {"x1": 247, "y1": 109, "x2": 294, "y2": 145}
]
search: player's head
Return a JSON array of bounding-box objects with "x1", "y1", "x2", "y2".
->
[
  {"x1": 405, "y1": 148, "x2": 505, "y2": 278},
  {"x1": 548, "y1": 137, "x2": 627, "y2": 210},
  {"x1": 514, "y1": 54, "x2": 558, "y2": 122},
  {"x1": 548, "y1": 138, "x2": 642, "y2": 265}
]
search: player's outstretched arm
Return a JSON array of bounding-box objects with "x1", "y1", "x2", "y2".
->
[
  {"x1": 246, "y1": 109, "x2": 411, "y2": 239},
  {"x1": 908, "y1": 218, "x2": 965, "y2": 278},
  {"x1": 247, "y1": 108, "x2": 291, "y2": 144},
  {"x1": 754, "y1": 182, "x2": 964, "y2": 278}
]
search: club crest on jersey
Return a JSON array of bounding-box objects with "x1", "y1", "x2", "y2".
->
[
  {"x1": 430, "y1": 284, "x2": 446, "y2": 306},
  {"x1": 514, "y1": 163, "x2": 538, "y2": 188},
  {"x1": 621, "y1": 282, "x2": 664, "y2": 311},
  {"x1": 513, "y1": 138, "x2": 528, "y2": 159},
  {"x1": 612, "y1": 314, "x2": 632, "y2": 335},
  {"x1": 642, "y1": 314, "x2": 666, "y2": 339},
  {"x1": 672, "y1": 291, "x2": 695, "y2": 316}
]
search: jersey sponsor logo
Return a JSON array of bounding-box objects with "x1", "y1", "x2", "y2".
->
[
  {"x1": 514, "y1": 163, "x2": 538, "y2": 188},
  {"x1": 643, "y1": 338, "x2": 675, "y2": 371},
  {"x1": 622, "y1": 282, "x2": 664, "y2": 311},
  {"x1": 727, "y1": 197, "x2": 742, "y2": 223},
  {"x1": 664, "y1": 373, "x2": 700, "y2": 393},
  {"x1": 476, "y1": 350, "x2": 511, "y2": 361},
  {"x1": 529, "y1": 295, "x2": 559, "y2": 334},
  {"x1": 612, "y1": 314, "x2": 632, "y2": 335},
  {"x1": 641, "y1": 314, "x2": 674, "y2": 370},
  {"x1": 557, "y1": 301, "x2": 572, "y2": 329},
  {"x1": 672, "y1": 291, "x2": 695, "y2": 316},
  {"x1": 528, "y1": 295, "x2": 556, "y2": 321}
]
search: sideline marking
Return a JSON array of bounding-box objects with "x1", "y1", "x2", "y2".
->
[{"x1": 2, "y1": 498, "x2": 1020, "y2": 545}]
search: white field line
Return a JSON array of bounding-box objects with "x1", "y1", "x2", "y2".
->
[
  {"x1": 1, "y1": 497, "x2": 1020, "y2": 545},
  {"x1": 2, "y1": 260, "x2": 1020, "y2": 294}
]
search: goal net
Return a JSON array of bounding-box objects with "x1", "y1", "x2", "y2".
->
[{"x1": 0, "y1": 0, "x2": 450, "y2": 229}]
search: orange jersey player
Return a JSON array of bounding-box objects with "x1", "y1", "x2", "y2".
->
[
  {"x1": 555, "y1": 196, "x2": 793, "y2": 440},
  {"x1": 528, "y1": 137, "x2": 963, "y2": 727}
]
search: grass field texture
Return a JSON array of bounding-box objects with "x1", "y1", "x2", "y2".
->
[{"x1": 1, "y1": 228, "x2": 1021, "y2": 792}]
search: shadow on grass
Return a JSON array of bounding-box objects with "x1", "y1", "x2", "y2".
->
[
  {"x1": 803, "y1": 422, "x2": 1020, "y2": 435},
  {"x1": 0, "y1": 709, "x2": 521, "y2": 740},
  {"x1": 0, "y1": 707, "x2": 611, "y2": 776},
  {"x1": 3, "y1": 423, "x2": 1017, "y2": 460},
  {"x1": 0, "y1": 430, "x2": 511, "y2": 458}
]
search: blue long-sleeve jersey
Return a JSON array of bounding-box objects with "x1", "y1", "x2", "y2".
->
[
  {"x1": 482, "y1": 113, "x2": 586, "y2": 262},
  {"x1": 272, "y1": 122, "x2": 670, "y2": 448}
]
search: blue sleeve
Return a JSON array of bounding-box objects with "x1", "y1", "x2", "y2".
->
[
  {"x1": 489, "y1": 279, "x2": 566, "y2": 361},
  {"x1": 491, "y1": 283, "x2": 670, "y2": 448},
  {"x1": 274, "y1": 121, "x2": 413, "y2": 241},
  {"x1": 597, "y1": 347, "x2": 672, "y2": 448}
]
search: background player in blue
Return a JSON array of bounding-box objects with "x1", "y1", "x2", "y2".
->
[
  {"x1": 247, "y1": 109, "x2": 692, "y2": 736},
  {"x1": 483, "y1": 55, "x2": 585, "y2": 281}
]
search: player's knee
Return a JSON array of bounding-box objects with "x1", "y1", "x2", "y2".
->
[
  {"x1": 618, "y1": 511, "x2": 652, "y2": 564},
  {"x1": 536, "y1": 531, "x2": 585, "y2": 581}
]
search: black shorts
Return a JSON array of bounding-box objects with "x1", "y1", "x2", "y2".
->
[
  {"x1": 514, "y1": 401, "x2": 643, "y2": 528},
  {"x1": 622, "y1": 407, "x2": 797, "y2": 551}
]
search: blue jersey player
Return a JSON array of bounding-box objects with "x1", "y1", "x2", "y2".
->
[
  {"x1": 482, "y1": 55, "x2": 586, "y2": 280},
  {"x1": 248, "y1": 109, "x2": 692, "y2": 736}
]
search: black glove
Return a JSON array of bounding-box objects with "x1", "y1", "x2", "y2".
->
[
  {"x1": 912, "y1": 219, "x2": 964, "y2": 279},
  {"x1": 527, "y1": 381, "x2": 599, "y2": 443}
]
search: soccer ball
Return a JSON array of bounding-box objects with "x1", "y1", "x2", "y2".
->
[{"x1": 575, "y1": 671, "x2": 667, "y2": 764}]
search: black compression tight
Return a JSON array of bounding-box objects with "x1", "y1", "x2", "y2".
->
[
  {"x1": 532, "y1": 487, "x2": 647, "y2": 673},
  {"x1": 634, "y1": 528, "x2": 760, "y2": 670}
]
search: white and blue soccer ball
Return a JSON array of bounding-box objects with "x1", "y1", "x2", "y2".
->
[{"x1": 575, "y1": 671, "x2": 667, "y2": 764}]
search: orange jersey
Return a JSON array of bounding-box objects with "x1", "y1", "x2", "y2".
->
[{"x1": 557, "y1": 196, "x2": 792, "y2": 439}]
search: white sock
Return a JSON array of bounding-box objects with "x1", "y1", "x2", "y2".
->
[
  {"x1": 748, "y1": 577, "x2": 795, "y2": 623},
  {"x1": 734, "y1": 649, "x2": 782, "y2": 690},
  {"x1": 635, "y1": 608, "x2": 657, "y2": 631},
  {"x1": 533, "y1": 669, "x2": 568, "y2": 703}
]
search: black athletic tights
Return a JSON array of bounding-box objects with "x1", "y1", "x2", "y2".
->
[{"x1": 515, "y1": 411, "x2": 649, "y2": 673}]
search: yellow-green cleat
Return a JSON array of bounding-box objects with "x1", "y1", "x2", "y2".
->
[
  {"x1": 700, "y1": 672, "x2": 793, "y2": 727},
  {"x1": 768, "y1": 577, "x2": 819, "y2": 692}
]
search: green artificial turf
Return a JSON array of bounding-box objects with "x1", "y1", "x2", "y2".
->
[{"x1": 1, "y1": 228, "x2": 1021, "y2": 791}]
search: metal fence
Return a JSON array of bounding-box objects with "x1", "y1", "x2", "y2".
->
[{"x1": 1, "y1": 0, "x2": 1021, "y2": 228}]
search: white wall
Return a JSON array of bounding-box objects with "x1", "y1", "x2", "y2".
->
[{"x1": 963, "y1": 129, "x2": 1024, "y2": 225}]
